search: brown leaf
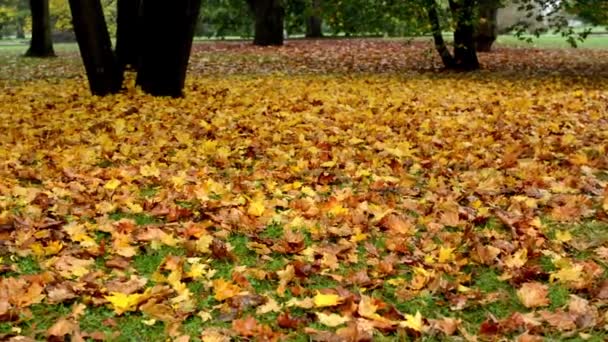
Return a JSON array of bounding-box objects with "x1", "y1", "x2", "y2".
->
[
  {"x1": 516, "y1": 282, "x2": 549, "y2": 308},
  {"x1": 47, "y1": 318, "x2": 76, "y2": 337}
]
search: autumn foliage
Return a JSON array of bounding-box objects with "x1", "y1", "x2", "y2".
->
[{"x1": 1, "y1": 39, "x2": 608, "y2": 341}]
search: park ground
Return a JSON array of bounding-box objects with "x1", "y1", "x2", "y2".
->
[{"x1": 1, "y1": 36, "x2": 608, "y2": 341}]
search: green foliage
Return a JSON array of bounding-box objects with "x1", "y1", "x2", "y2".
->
[
  {"x1": 198, "y1": 0, "x2": 253, "y2": 38},
  {"x1": 322, "y1": 0, "x2": 428, "y2": 36}
]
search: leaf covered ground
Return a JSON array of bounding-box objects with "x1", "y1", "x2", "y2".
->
[{"x1": 1, "y1": 39, "x2": 608, "y2": 341}]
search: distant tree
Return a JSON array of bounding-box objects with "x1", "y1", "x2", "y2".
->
[
  {"x1": 246, "y1": 0, "x2": 284, "y2": 45},
  {"x1": 426, "y1": 0, "x2": 479, "y2": 70},
  {"x1": 305, "y1": 0, "x2": 322, "y2": 38},
  {"x1": 475, "y1": 0, "x2": 500, "y2": 52},
  {"x1": 68, "y1": 0, "x2": 122, "y2": 95},
  {"x1": 25, "y1": 0, "x2": 54, "y2": 57}
]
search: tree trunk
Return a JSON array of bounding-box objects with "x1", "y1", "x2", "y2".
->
[
  {"x1": 25, "y1": 0, "x2": 55, "y2": 57},
  {"x1": 115, "y1": 0, "x2": 142, "y2": 71},
  {"x1": 136, "y1": 0, "x2": 201, "y2": 97},
  {"x1": 305, "y1": 0, "x2": 322, "y2": 38},
  {"x1": 68, "y1": 0, "x2": 123, "y2": 96},
  {"x1": 449, "y1": 0, "x2": 479, "y2": 70},
  {"x1": 475, "y1": 0, "x2": 499, "y2": 52},
  {"x1": 248, "y1": 0, "x2": 284, "y2": 46},
  {"x1": 426, "y1": 0, "x2": 455, "y2": 69}
]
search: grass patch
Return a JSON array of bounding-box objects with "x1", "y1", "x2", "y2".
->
[{"x1": 132, "y1": 246, "x2": 185, "y2": 277}]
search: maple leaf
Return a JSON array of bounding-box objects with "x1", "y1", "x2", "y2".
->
[
  {"x1": 104, "y1": 179, "x2": 121, "y2": 190},
  {"x1": 313, "y1": 291, "x2": 343, "y2": 307},
  {"x1": 105, "y1": 289, "x2": 150, "y2": 315},
  {"x1": 212, "y1": 279, "x2": 241, "y2": 301},
  {"x1": 399, "y1": 311, "x2": 424, "y2": 332},
  {"x1": 357, "y1": 295, "x2": 393, "y2": 324},
  {"x1": 247, "y1": 197, "x2": 266, "y2": 217},
  {"x1": 517, "y1": 282, "x2": 550, "y2": 308},
  {"x1": 46, "y1": 318, "x2": 76, "y2": 338},
  {"x1": 316, "y1": 312, "x2": 350, "y2": 327}
]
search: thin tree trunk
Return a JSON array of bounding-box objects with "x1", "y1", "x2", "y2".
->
[
  {"x1": 248, "y1": 0, "x2": 284, "y2": 46},
  {"x1": 16, "y1": 17, "x2": 25, "y2": 39},
  {"x1": 136, "y1": 0, "x2": 201, "y2": 97},
  {"x1": 68, "y1": 0, "x2": 123, "y2": 95},
  {"x1": 25, "y1": 0, "x2": 55, "y2": 57},
  {"x1": 426, "y1": 0, "x2": 455, "y2": 68},
  {"x1": 305, "y1": 0, "x2": 322, "y2": 38},
  {"x1": 115, "y1": 0, "x2": 141, "y2": 71},
  {"x1": 475, "y1": 0, "x2": 499, "y2": 52},
  {"x1": 449, "y1": 0, "x2": 479, "y2": 70}
]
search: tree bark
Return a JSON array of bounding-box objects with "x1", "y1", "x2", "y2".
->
[
  {"x1": 115, "y1": 0, "x2": 142, "y2": 71},
  {"x1": 247, "y1": 0, "x2": 285, "y2": 46},
  {"x1": 136, "y1": 0, "x2": 201, "y2": 97},
  {"x1": 475, "y1": 0, "x2": 499, "y2": 52},
  {"x1": 25, "y1": 0, "x2": 55, "y2": 57},
  {"x1": 426, "y1": 0, "x2": 455, "y2": 68},
  {"x1": 305, "y1": 0, "x2": 322, "y2": 38},
  {"x1": 449, "y1": 0, "x2": 479, "y2": 70},
  {"x1": 68, "y1": 0, "x2": 123, "y2": 96}
]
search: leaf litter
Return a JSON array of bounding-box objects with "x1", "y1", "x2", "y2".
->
[{"x1": 0, "y1": 39, "x2": 608, "y2": 341}]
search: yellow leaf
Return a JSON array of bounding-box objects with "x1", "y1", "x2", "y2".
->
[
  {"x1": 313, "y1": 291, "x2": 343, "y2": 308},
  {"x1": 358, "y1": 295, "x2": 394, "y2": 324},
  {"x1": 105, "y1": 291, "x2": 145, "y2": 315},
  {"x1": 316, "y1": 312, "x2": 350, "y2": 327},
  {"x1": 550, "y1": 264, "x2": 583, "y2": 284},
  {"x1": 301, "y1": 186, "x2": 316, "y2": 197},
  {"x1": 196, "y1": 235, "x2": 213, "y2": 254},
  {"x1": 555, "y1": 230, "x2": 572, "y2": 243},
  {"x1": 438, "y1": 246, "x2": 455, "y2": 263},
  {"x1": 247, "y1": 198, "x2": 265, "y2": 217},
  {"x1": 320, "y1": 160, "x2": 336, "y2": 168},
  {"x1": 399, "y1": 311, "x2": 424, "y2": 332},
  {"x1": 213, "y1": 279, "x2": 241, "y2": 301},
  {"x1": 504, "y1": 248, "x2": 527, "y2": 268},
  {"x1": 140, "y1": 163, "x2": 161, "y2": 178},
  {"x1": 104, "y1": 179, "x2": 121, "y2": 190},
  {"x1": 327, "y1": 204, "x2": 348, "y2": 217}
]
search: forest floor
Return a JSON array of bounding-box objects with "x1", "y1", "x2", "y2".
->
[{"x1": 1, "y1": 39, "x2": 608, "y2": 341}]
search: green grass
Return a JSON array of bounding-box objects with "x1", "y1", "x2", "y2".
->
[
  {"x1": 0, "y1": 42, "x2": 79, "y2": 54},
  {"x1": 132, "y1": 246, "x2": 185, "y2": 277},
  {"x1": 496, "y1": 33, "x2": 608, "y2": 49}
]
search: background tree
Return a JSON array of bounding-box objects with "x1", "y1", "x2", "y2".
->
[
  {"x1": 305, "y1": 0, "x2": 322, "y2": 38},
  {"x1": 198, "y1": 0, "x2": 251, "y2": 38},
  {"x1": 68, "y1": 0, "x2": 122, "y2": 95},
  {"x1": 25, "y1": 0, "x2": 54, "y2": 57},
  {"x1": 246, "y1": 0, "x2": 284, "y2": 46},
  {"x1": 475, "y1": 0, "x2": 500, "y2": 51},
  {"x1": 426, "y1": 0, "x2": 479, "y2": 70},
  {"x1": 136, "y1": 0, "x2": 202, "y2": 97}
]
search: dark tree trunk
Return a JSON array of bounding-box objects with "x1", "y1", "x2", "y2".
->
[
  {"x1": 25, "y1": 0, "x2": 55, "y2": 57},
  {"x1": 247, "y1": 0, "x2": 284, "y2": 46},
  {"x1": 68, "y1": 0, "x2": 123, "y2": 96},
  {"x1": 115, "y1": 0, "x2": 142, "y2": 71},
  {"x1": 426, "y1": 0, "x2": 455, "y2": 68},
  {"x1": 305, "y1": 0, "x2": 322, "y2": 38},
  {"x1": 449, "y1": 0, "x2": 479, "y2": 70},
  {"x1": 475, "y1": 0, "x2": 499, "y2": 52},
  {"x1": 136, "y1": 0, "x2": 201, "y2": 97}
]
